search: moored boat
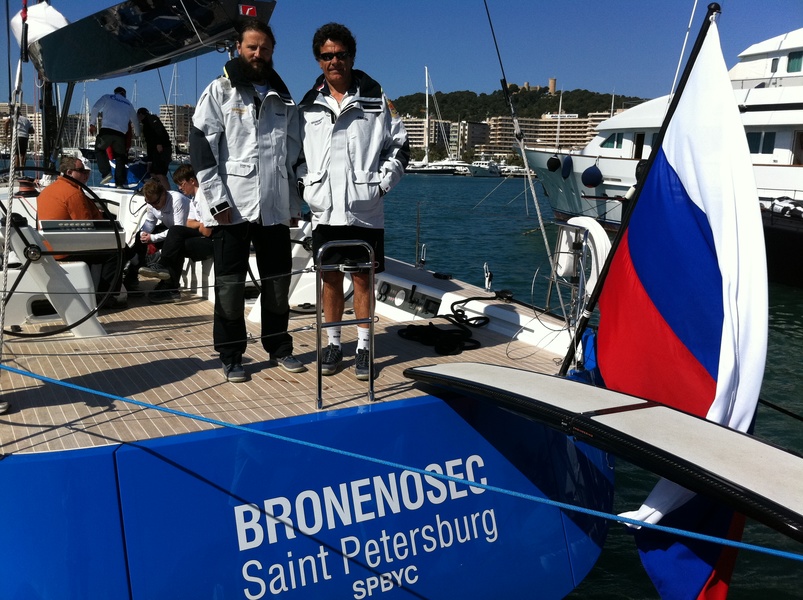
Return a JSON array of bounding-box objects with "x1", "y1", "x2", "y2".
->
[
  {"x1": 525, "y1": 27, "x2": 803, "y2": 284},
  {"x1": 405, "y1": 160, "x2": 457, "y2": 175},
  {"x1": 470, "y1": 158, "x2": 502, "y2": 177}
]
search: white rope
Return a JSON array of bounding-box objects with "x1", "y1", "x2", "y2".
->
[
  {"x1": 666, "y1": 0, "x2": 700, "y2": 113},
  {"x1": 1, "y1": 59, "x2": 27, "y2": 358}
]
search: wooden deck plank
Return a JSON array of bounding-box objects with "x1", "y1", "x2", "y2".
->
[{"x1": 0, "y1": 285, "x2": 561, "y2": 455}]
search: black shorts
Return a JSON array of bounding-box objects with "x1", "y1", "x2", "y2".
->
[
  {"x1": 312, "y1": 225, "x2": 385, "y2": 273},
  {"x1": 15, "y1": 137, "x2": 28, "y2": 156}
]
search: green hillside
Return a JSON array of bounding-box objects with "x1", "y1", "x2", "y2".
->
[{"x1": 392, "y1": 86, "x2": 648, "y2": 122}]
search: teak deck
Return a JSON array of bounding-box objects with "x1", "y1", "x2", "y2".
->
[{"x1": 0, "y1": 282, "x2": 562, "y2": 456}]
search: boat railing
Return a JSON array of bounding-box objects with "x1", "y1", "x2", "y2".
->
[
  {"x1": 544, "y1": 219, "x2": 611, "y2": 333},
  {"x1": 315, "y1": 240, "x2": 376, "y2": 409}
]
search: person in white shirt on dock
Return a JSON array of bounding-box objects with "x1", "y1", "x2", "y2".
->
[{"x1": 4, "y1": 110, "x2": 34, "y2": 168}]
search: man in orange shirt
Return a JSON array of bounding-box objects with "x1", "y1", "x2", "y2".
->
[{"x1": 37, "y1": 155, "x2": 126, "y2": 308}]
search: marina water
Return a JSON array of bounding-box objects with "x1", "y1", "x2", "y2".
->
[{"x1": 385, "y1": 174, "x2": 803, "y2": 599}]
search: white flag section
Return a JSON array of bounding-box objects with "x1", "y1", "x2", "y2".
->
[{"x1": 620, "y1": 18, "x2": 768, "y2": 526}]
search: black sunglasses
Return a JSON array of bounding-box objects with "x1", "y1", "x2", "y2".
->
[
  {"x1": 318, "y1": 51, "x2": 350, "y2": 62},
  {"x1": 146, "y1": 192, "x2": 167, "y2": 206}
]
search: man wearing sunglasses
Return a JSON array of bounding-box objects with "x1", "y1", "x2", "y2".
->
[
  {"x1": 37, "y1": 155, "x2": 126, "y2": 309},
  {"x1": 125, "y1": 178, "x2": 190, "y2": 299},
  {"x1": 297, "y1": 22, "x2": 409, "y2": 381}
]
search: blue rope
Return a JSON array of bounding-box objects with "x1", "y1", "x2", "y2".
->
[{"x1": 3, "y1": 362, "x2": 802, "y2": 563}]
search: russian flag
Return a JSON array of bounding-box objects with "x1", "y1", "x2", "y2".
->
[{"x1": 595, "y1": 14, "x2": 767, "y2": 600}]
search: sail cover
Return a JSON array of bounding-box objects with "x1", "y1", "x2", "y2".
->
[{"x1": 18, "y1": 0, "x2": 276, "y2": 83}]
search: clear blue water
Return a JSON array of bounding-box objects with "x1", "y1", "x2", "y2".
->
[{"x1": 386, "y1": 174, "x2": 803, "y2": 599}]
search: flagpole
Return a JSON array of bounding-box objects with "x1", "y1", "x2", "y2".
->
[{"x1": 557, "y1": 2, "x2": 722, "y2": 376}]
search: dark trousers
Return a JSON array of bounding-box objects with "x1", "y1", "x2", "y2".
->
[
  {"x1": 62, "y1": 251, "x2": 123, "y2": 300},
  {"x1": 125, "y1": 224, "x2": 166, "y2": 283},
  {"x1": 95, "y1": 128, "x2": 128, "y2": 187},
  {"x1": 212, "y1": 222, "x2": 293, "y2": 366},
  {"x1": 160, "y1": 225, "x2": 214, "y2": 288}
]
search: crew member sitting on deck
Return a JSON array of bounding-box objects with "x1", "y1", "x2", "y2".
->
[
  {"x1": 138, "y1": 165, "x2": 214, "y2": 304},
  {"x1": 36, "y1": 155, "x2": 126, "y2": 309},
  {"x1": 125, "y1": 178, "x2": 190, "y2": 298}
]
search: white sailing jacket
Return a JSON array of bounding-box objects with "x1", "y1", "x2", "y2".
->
[
  {"x1": 297, "y1": 70, "x2": 409, "y2": 228},
  {"x1": 189, "y1": 58, "x2": 302, "y2": 227}
]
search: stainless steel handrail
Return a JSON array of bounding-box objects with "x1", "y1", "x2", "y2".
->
[{"x1": 315, "y1": 240, "x2": 375, "y2": 409}]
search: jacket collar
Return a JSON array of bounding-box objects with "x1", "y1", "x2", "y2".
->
[
  {"x1": 222, "y1": 57, "x2": 295, "y2": 105},
  {"x1": 299, "y1": 69, "x2": 382, "y2": 109}
]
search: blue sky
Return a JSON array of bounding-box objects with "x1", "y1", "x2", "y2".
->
[{"x1": 1, "y1": 0, "x2": 800, "y2": 114}]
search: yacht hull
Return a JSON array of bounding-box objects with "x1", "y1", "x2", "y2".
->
[{"x1": 0, "y1": 394, "x2": 613, "y2": 599}]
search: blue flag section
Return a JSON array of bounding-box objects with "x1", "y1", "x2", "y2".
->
[{"x1": 595, "y1": 13, "x2": 767, "y2": 600}]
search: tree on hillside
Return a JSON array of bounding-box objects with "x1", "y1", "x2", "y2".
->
[{"x1": 392, "y1": 87, "x2": 647, "y2": 121}]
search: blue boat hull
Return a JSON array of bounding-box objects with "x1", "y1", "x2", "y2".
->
[{"x1": 0, "y1": 393, "x2": 613, "y2": 599}]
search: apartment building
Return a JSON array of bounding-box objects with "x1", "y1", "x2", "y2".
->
[
  {"x1": 402, "y1": 111, "x2": 614, "y2": 160},
  {"x1": 159, "y1": 104, "x2": 194, "y2": 148},
  {"x1": 473, "y1": 112, "x2": 613, "y2": 157}
]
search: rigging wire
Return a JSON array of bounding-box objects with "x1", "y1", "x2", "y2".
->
[
  {"x1": 1, "y1": 59, "x2": 27, "y2": 357},
  {"x1": 1, "y1": 0, "x2": 31, "y2": 379},
  {"x1": 472, "y1": 175, "x2": 511, "y2": 209},
  {"x1": 425, "y1": 71, "x2": 454, "y2": 160},
  {"x1": 669, "y1": 0, "x2": 700, "y2": 103},
  {"x1": 178, "y1": 0, "x2": 214, "y2": 49},
  {"x1": 481, "y1": 0, "x2": 577, "y2": 353}
]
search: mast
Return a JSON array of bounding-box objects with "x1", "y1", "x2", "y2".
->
[
  {"x1": 172, "y1": 64, "x2": 179, "y2": 147},
  {"x1": 424, "y1": 66, "x2": 429, "y2": 164},
  {"x1": 555, "y1": 90, "x2": 563, "y2": 150}
]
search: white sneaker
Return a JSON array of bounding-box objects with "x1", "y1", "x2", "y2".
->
[{"x1": 100, "y1": 174, "x2": 113, "y2": 185}]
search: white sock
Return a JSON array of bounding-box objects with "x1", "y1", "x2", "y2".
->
[
  {"x1": 357, "y1": 326, "x2": 370, "y2": 351},
  {"x1": 327, "y1": 326, "x2": 341, "y2": 348}
]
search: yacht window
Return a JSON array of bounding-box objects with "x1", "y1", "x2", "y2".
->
[
  {"x1": 746, "y1": 132, "x2": 760, "y2": 154},
  {"x1": 746, "y1": 131, "x2": 776, "y2": 154},
  {"x1": 789, "y1": 51, "x2": 803, "y2": 73},
  {"x1": 601, "y1": 132, "x2": 623, "y2": 149},
  {"x1": 771, "y1": 58, "x2": 779, "y2": 73},
  {"x1": 761, "y1": 131, "x2": 776, "y2": 154}
]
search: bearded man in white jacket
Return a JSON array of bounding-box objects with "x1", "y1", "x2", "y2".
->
[{"x1": 190, "y1": 18, "x2": 305, "y2": 383}]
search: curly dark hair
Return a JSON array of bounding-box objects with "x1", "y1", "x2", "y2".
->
[{"x1": 312, "y1": 23, "x2": 356, "y2": 60}]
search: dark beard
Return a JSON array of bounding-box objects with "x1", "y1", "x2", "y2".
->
[{"x1": 239, "y1": 54, "x2": 272, "y2": 82}]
